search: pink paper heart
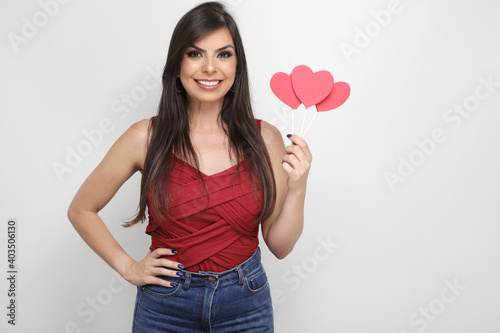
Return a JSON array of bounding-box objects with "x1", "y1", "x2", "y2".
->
[
  {"x1": 270, "y1": 72, "x2": 301, "y2": 109},
  {"x1": 316, "y1": 81, "x2": 351, "y2": 112},
  {"x1": 291, "y1": 65, "x2": 334, "y2": 108}
]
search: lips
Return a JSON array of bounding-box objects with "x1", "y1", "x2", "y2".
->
[{"x1": 195, "y1": 79, "x2": 223, "y2": 90}]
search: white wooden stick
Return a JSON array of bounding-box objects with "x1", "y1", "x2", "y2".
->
[
  {"x1": 299, "y1": 107, "x2": 308, "y2": 137},
  {"x1": 301, "y1": 111, "x2": 319, "y2": 139},
  {"x1": 291, "y1": 108, "x2": 295, "y2": 135}
]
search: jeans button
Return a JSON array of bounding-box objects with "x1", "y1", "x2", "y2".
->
[{"x1": 209, "y1": 277, "x2": 216, "y2": 283}]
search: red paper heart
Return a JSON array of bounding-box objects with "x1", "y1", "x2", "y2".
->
[
  {"x1": 291, "y1": 65, "x2": 334, "y2": 108},
  {"x1": 316, "y1": 81, "x2": 351, "y2": 112},
  {"x1": 270, "y1": 72, "x2": 301, "y2": 109}
]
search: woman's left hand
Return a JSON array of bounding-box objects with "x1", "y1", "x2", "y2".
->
[{"x1": 281, "y1": 134, "x2": 312, "y2": 192}]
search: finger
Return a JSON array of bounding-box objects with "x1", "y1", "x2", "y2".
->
[
  {"x1": 150, "y1": 248, "x2": 177, "y2": 258},
  {"x1": 284, "y1": 144, "x2": 307, "y2": 162},
  {"x1": 157, "y1": 258, "x2": 184, "y2": 270},
  {"x1": 281, "y1": 160, "x2": 294, "y2": 174},
  {"x1": 287, "y1": 134, "x2": 312, "y2": 158},
  {"x1": 282, "y1": 152, "x2": 296, "y2": 165},
  {"x1": 154, "y1": 266, "x2": 184, "y2": 278},
  {"x1": 282, "y1": 154, "x2": 299, "y2": 171},
  {"x1": 149, "y1": 276, "x2": 177, "y2": 288},
  {"x1": 282, "y1": 152, "x2": 311, "y2": 175}
]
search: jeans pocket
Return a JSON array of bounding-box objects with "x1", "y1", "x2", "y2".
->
[
  {"x1": 141, "y1": 279, "x2": 183, "y2": 299},
  {"x1": 244, "y1": 268, "x2": 269, "y2": 294}
]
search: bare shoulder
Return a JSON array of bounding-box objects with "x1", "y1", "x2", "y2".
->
[
  {"x1": 101, "y1": 118, "x2": 152, "y2": 173},
  {"x1": 259, "y1": 120, "x2": 286, "y2": 162},
  {"x1": 126, "y1": 118, "x2": 152, "y2": 143},
  {"x1": 259, "y1": 120, "x2": 284, "y2": 147}
]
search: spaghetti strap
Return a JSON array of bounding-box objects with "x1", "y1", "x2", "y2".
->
[{"x1": 255, "y1": 118, "x2": 262, "y2": 132}]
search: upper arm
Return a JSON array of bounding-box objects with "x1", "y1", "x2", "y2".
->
[
  {"x1": 68, "y1": 119, "x2": 151, "y2": 216},
  {"x1": 259, "y1": 120, "x2": 288, "y2": 241}
]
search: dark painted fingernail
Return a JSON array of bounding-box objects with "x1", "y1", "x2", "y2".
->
[
  {"x1": 170, "y1": 282, "x2": 177, "y2": 287},
  {"x1": 171, "y1": 249, "x2": 177, "y2": 254},
  {"x1": 178, "y1": 264, "x2": 184, "y2": 269},
  {"x1": 176, "y1": 271, "x2": 183, "y2": 277},
  {"x1": 287, "y1": 134, "x2": 292, "y2": 138},
  {"x1": 282, "y1": 161, "x2": 285, "y2": 164}
]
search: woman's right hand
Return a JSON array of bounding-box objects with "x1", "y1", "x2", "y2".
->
[{"x1": 123, "y1": 248, "x2": 183, "y2": 288}]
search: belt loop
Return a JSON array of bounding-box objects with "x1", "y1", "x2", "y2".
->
[
  {"x1": 183, "y1": 272, "x2": 191, "y2": 290},
  {"x1": 237, "y1": 266, "x2": 244, "y2": 285}
]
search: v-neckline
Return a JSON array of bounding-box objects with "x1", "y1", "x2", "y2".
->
[{"x1": 172, "y1": 153, "x2": 244, "y2": 177}]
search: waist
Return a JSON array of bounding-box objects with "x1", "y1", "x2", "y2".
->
[
  {"x1": 160, "y1": 246, "x2": 264, "y2": 287},
  {"x1": 149, "y1": 229, "x2": 259, "y2": 272},
  {"x1": 184, "y1": 246, "x2": 263, "y2": 282}
]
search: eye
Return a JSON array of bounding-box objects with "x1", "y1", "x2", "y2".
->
[
  {"x1": 218, "y1": 51, "x2": 233, "y2": 59},
  {"x1": 187, "y1": 51, "x2": 202, "y2": 58}
]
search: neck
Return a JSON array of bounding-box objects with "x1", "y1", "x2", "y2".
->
[{"x1": 187, "y1": 98, "x2": 225, "y2": 132}]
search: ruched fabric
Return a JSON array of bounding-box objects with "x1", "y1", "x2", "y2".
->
[{"x1": 145, "y1": 118, "x2": 263, "y2": 272}]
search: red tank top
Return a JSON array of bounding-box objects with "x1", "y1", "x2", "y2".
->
[{"x1": 145, "y1": 118, "x2": 263, "y2": 272}]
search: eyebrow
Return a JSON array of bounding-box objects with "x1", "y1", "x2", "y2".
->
[{"x1": 188, "y1": 44, "x2": 235, "y2": 53}]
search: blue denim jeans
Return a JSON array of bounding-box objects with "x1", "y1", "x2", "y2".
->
[{"x1": 132, "y1": 247, "x2": 274, "y2": 332}]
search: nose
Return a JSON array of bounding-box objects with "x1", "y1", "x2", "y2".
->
[{"x1": 202, "y1": 57, "x2": 216, "y2": 74}]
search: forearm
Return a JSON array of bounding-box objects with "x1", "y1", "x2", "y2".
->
[
  {"x1": 259, "y1": 121, "x2": 312, "y2": 260},
  {"x1": 265, "y1": 187, "x2": 306, "y2": 259},
  {"x1": 68, "y1": 209, "x2": 135, "y2": 277}
]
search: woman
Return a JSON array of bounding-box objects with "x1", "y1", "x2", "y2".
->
[{"x1": 68, "y1": 2, "x2": 312, "y2": 332}]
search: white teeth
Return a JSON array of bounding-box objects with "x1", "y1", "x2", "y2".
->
[{"x1": 197, "y1": 80, "x2": 220, "y2": 86}]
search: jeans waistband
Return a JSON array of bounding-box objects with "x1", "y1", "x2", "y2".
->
[{"x1": 178, "y1": 246, "x2": 262, "y2": 289}]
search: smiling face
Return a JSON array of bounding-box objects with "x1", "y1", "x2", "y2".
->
[{"x1": 179, "y1": 28, "x2": 237, "y2": 108}]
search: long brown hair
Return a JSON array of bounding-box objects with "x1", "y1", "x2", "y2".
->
[{"x1": 124, "y1": 2, "x2": 276, "y2": 227}]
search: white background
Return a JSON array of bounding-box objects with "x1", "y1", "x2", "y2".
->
[{"x1": 1, "y1": 0, "x2": 500, "y2": 332}]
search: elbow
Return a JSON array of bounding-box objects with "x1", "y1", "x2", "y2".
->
[
  {"x1": 67, "y1": 201, "x2": 82, "y2": 225},
  {"x1": 272, "y1": 246, "x2": 293, "y2": 260},
  {"x1": 263, "y1": 228, "x2": 302, "y2": 260},
  {"x1": 265, "y1": 235, "x2": 301, "y2": 260},
  {"x1": 67, "y1": 204, "x2": 76, "y2": 224},
  {"x1": 275, "y1": 253, "x2": 288, "y2": 260}
]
